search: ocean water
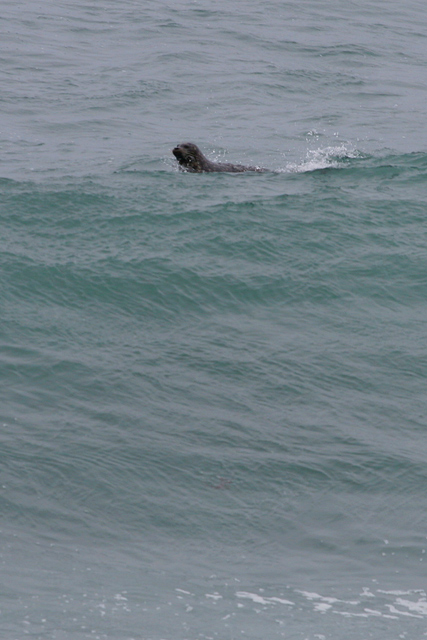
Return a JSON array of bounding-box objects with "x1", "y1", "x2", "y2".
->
[{"x1": 1, "y1": 1, "x2": 427, "y2": 639}]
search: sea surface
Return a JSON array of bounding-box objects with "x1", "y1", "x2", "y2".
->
[{"x1": 1, "y1": 1, "x2": 427, "y2": 639}]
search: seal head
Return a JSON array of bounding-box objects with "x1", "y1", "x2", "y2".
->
[
  {"x1": 172, "y1": 142, "x2": 267, "y2": 173},
  {"x1": 173, "y1": 142, "x2": 208, "y2": 172}
]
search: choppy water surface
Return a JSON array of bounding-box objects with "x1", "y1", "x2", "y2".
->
[{"x1": 2, "y1": 1, "x2": 427, "y2": 639}]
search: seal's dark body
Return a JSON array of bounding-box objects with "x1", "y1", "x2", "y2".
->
[{"x1": 172, "y1": 142, "x2": 267, "y2": 173}]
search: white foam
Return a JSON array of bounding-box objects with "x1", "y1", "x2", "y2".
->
[
  {"x1": 295, "y1": 587, "x2": 427, "y2": 620},
  {"x1": 314, "y1": 603, "x2": 332, "y2": 613},
  {"x1": 297, "y1": 590, "x2": 358, "y2": 606},
  {"x1": 364, "y1": 608, "x2": 382, "y2": 616},
  {"x1": 378, "y1": 589, "x2": 425, "y2": 596},
  {"x1": 236, "y1": 591, "x2": 294, "y2": 606},
  {"x1": 284, "y1": 145, "x2": 360, "y2": 173},
  {"x1": 395, "y1": 598, "x2": 427, "y2": 616},
  {"x1": 269, "y1": 596, "x2": 295, "y2": 605},
  {"x1": 236, "y1": 591, "x2": 269, "y2": 605},
  {"x1": 386, "y1": 605, "x2": 423, "y2": 619}
]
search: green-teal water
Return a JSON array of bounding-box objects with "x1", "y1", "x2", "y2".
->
[{"x1": 2, "y1": 2, "x2": 427, "y2": 639}]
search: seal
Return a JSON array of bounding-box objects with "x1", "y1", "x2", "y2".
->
[{"x1": 172, "y1": 142, "x2": 267, "y2": 173}]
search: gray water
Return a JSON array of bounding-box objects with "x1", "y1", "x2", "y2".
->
[{"x1": 2, "y1": 1, "x2": 427, "y2": 639}]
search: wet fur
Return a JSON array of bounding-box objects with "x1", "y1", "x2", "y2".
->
[{"x1": 172, "y1": 142, "x2": 267, "y2": 173}]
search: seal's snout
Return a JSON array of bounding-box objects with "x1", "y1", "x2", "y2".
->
[{"x1": 172, "y1": 146, "x2": 182, "y2": 159}]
